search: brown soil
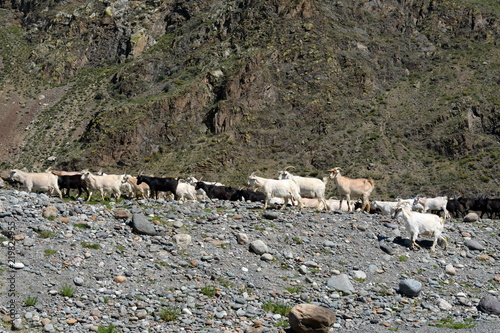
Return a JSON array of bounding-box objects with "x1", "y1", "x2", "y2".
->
[{"x1": 0, "y1": 83, "x2": 69, "y2": 166}]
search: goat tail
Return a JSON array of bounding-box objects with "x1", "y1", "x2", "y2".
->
[{"x1": 322, "y1": 176, "x2": 329, "y2": 185}]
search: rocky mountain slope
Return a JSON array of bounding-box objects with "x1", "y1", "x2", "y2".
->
[
  {"x1": 0, "y1": 0, "x2": 499, "y2": 198},
  {"x1": 0, "y1": 190, "x2": 499, "y2": 332}
]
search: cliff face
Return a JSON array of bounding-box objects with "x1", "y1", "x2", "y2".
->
[{"x1": 0, "y1": 0, "x2": 499, "y2": 197}]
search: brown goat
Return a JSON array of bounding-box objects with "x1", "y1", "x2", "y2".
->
[{"x1": 329, "y1": 167, "x2": 374, "y2": 212}]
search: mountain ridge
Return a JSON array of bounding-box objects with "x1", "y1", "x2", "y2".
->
[{"x1": 0, "y1": 0, "x2": 498, "y2": 198}]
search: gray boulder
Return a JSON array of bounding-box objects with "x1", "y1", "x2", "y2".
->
[
  {"x1": 249, "y1": 240, "x2": 268, "y2": 255},
  {"x1": 129, "y1": 213, "x2": 157, "y2": 236},
  {"x1": 398, "y1": 279, "x2": 422, "y2": 297},
  {"x1": 477, "y1": 295, "x2": 500, "y2": 315},
  {"x1": 327, "y1": 273, "x2": 355, "y2": 295}
]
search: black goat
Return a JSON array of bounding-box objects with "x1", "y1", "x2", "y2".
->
[
  {"x1": 476, "y1": 197, "x2": 500, "y2": 219},
  {"x1": 57, "y1": 174, "x2": 89, "y2": 198},
  {"x1": 230, "y1": 189, "x2": 266, "y2": 202},
  {"x1": 136, "y1": 175, "x2": 178, "y2": 200},
  {"x1": 194, "y1": 182, "x2": 236, "y2": 201}
]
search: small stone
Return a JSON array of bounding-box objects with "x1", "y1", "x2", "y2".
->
[
  {"x1": 172, "y1": 220, "x2": 183, "y2": 228},
  {"x1": 380, "y1": 244, "x2": 394, "y2": 255},
  {"x1": 13, "y1": 234, "x2": 25, "y2": 241},
  {"x1": 73, "y1": 277, "x2": 84, "y2": 286},
  {"x1": 327, "y1": 274, "x2": 355, "y2": 295},
  {"x1": 352, "y1": 270, "x2": 367, "y2": 281},
  {"x1": 114, "y1": 275, "x2": 127, "y2": 283},
  {"x1": 445, "y1": 264, "x2": 456, "y2": 276},
  {"x1": 136, "y1": 310, "x2": 147, "y2": 319},
  {"x1": 173, "y1": 234, "x2": 191, "y2": 246},
  {"x1": 9, "y1": 262, "x2": 25, "y2": 269},
  {"x1": 299, "y1": 265, "x2": 309, "y2": 275},
  {"x1": 464, "y1": 239, "x2": 485, "y2": 251},
  {"x1": 67, "y1": 318, "x2": 78, "y2": 324},
  {"x1": 12, "y1": 318, "x2": 23, "y2": 330},
  {"x1": 463, "y1": 213, "x2": 478, "y2": 222},
  {"x1": 237, "y1": 233, "x2": 250, "y2": 245},
  {"x1": 249, "y1": 240, "x2": 268, "y2": 255},
  {"x1": 43, "y1": 324, "x2": 54, "y2": 332},
  {"x1": 43, "y1": 206, "x2": 58, "y2": 218},
  {"x1": 260, "y1": 253, "x2": 273, "y2": 261},
  {"x1": 437, "y1": 298, "x2": 453, "y2": 311},
  {"x1": 114, "y1": 210, "x2": 130, "y2": 220},
  {"x1": 262, "y1": 212, "x2": 279, "y2": 220},
  {"x1": 478, "y1": 254, "x2": 490, "y2": 261}
]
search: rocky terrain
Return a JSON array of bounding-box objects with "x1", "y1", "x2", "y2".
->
[{"x1": 0, "y1": 189, "x2": 499, "y2": 332}]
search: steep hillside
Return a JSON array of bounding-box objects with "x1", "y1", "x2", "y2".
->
[{"x1": 0, "y1": 0, "x2": 499, "y2": 198}]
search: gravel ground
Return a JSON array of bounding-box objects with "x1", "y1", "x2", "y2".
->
[{"x1": 0, "y1": 189, "x2": 499, "y2": 332}]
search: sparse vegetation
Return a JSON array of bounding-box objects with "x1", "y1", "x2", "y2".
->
[
  {"x1": 97, "y1": 323, "x2": 118, "y2": 333},
  {"x1": 262, "y1": 301, "x2": 292, "y2": 316},
  {"x1": 158, "y1": 306, "x2": 181, "y2": 322},
  {"x1": 44, "y1": 249, "x2": 57, "y2": 256},
  {"x1": 73, "y1": 223, "x2": 90, "y2": 229},
  {"x1": 284, "y1": 286, "x2": 302, "y2": 294},
  {"x1": 37, "y1": 230, "x2": 56, "y2": 239},
  {"x1": 24, "y1": 295, "x2": 38, "y2": 306},
  {"x1": 81, "y1": 242, "x2": 101, "y2": 249},
  {"x1": 60, "y1": 284, "x2": 76, "y2": 297},
  {"x1": 201, "y1": 285, "x2": 217, "y2": 297},
  {"x1": 430, "y1": 317, "x2": 476, "y2": 329}
]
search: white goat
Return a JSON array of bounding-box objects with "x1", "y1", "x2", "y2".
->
[
  {"x1": 329, "y1": 167, "x2": 374, "y2": 212},
  {"x1": 247, "y1": 172, "x2": 303, "y2": 210},
  {"x1": 371, "y1": 199, "x2": 413, "y2": 215},
  {"x1": 301, "y1": 198, "x2": 351, "y2": 211},
  {"x1": 371, "y1": 200, "x2": 399, "y2": 216},
  {"x1": 413, "y1": 196, "x2": 450, "y2": 218},
  {"x1": 325, "y1": 198, "x2": 351, "y2": 211},
  {"x1": 278, "y1": 167, "x2": 327, "y2": 210},
  {"x1": 81, "y1": 170, "x2": 124, "y2": 201},
  {"x1": 300, "y1": 198, "x2": 324, "y2": 209},
  {"x1": 393, "y1": 206, "x2": 448, "y2": 252},
  {"x1": 175, "y1": 181, "x2": 198, "y2": 202},
  {"x1": 9, "y1": 169, "x2": 62, "y2": 199}
]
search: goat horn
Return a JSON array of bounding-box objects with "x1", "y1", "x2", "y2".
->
[{"x1": 284, "y1": 165, "x2": 295, "y2": 171}]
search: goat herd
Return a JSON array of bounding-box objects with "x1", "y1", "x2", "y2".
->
[
  {"x1": 3, "y1": 166, "x2": 499, "y2": 252},
  {"x1": 3, "y1": 166, "x2": 499, "y2": 221}
]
